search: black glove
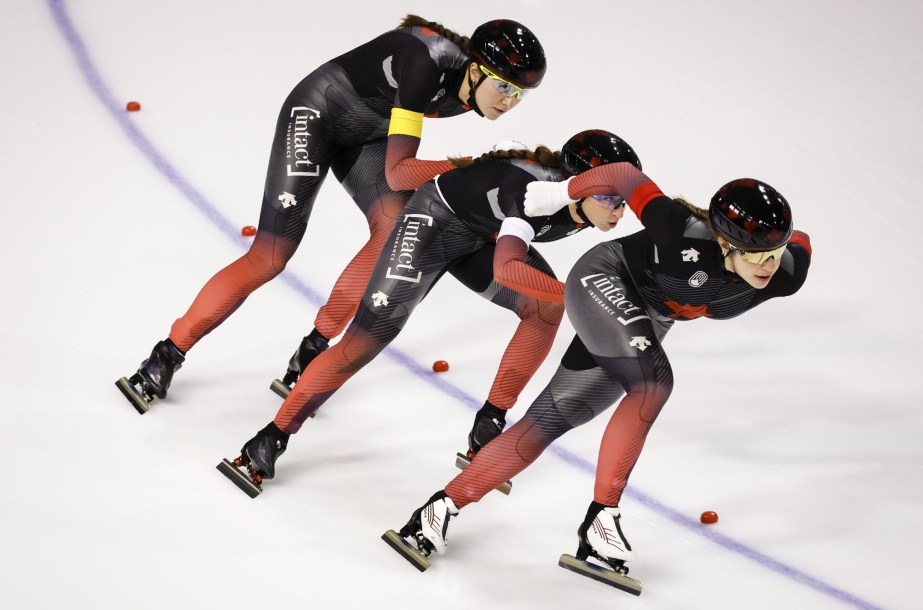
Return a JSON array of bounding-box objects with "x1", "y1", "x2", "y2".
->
[{"x1": 467, "y1": 402, "x2": 507, "y2": 456}]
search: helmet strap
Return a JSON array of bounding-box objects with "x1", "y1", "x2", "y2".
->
[
  {"x1": 466, "y1": 64, "x2": 489, "y2": 118},
  {"x1": 574, "y1": 199, "x2": 594, "y2": 226}
]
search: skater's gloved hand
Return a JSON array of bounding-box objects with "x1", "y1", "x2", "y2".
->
[
  {"x1": 524, "y1": 177, "x2": 576, "y2": 217},
  {"x1": 467, "y1": 403, "x2": 507, "y2": 456}
]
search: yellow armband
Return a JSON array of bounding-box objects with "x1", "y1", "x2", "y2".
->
[{"x1": 388, "y1": 108, "x2": 424, "y2": 138}]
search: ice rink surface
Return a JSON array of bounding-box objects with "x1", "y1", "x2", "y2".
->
[{"x1": 2, "y1": 1, "x2": 921, "y2": 608}]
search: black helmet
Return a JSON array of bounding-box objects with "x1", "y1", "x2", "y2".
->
[
  {"x1": 561, "y1": 129, "x2": 642, "y2": 177},
  {"x1": 709, "y1": 178, "x2": 793, "y2": 250},
  {"x1": 468, "y1": 19, "x2": 546, "y2": 89}
]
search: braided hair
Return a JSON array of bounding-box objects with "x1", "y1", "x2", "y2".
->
[
  {"x1": 398, "y1": 15, "x2": 470, "y2": 49},
  {"x1": 672, "y1": 196, "x2": 708, "y2": 220},
  {"x1": 449, "y1": 146, "x2": 561, "y2": 169}
]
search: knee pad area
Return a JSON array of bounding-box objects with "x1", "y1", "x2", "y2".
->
[{"x1": 247, "y1": 234, "x2": 297, "y2": 277}]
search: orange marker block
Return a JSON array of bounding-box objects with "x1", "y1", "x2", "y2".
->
[
  {"x1": 700, "y1": 511, "x2": 719, "y2": 524},
  {"x1": 241, "y1": 226, "x2": 257, "y2": 237},
  {"x1": 432, "y1": 360, "x2": 449, "y2": 373},
  {"x1": 126, "y1": 101, "x2": 141, "y2": 112}
]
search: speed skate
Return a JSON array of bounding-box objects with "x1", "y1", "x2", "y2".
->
[
  {"x1": 558, "y1": 553, "x2": 643, "y2": 596},
  {"x1": 381, "y1": 529, "x2": 432, "y2": 572},
  {"x1": 115, "y1": 375, "x2": 154, "y2": 414},
  {"x1": 216, "y1": 457, "x2": 263, "y2": 498}
]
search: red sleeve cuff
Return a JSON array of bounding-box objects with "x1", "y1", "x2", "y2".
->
[{"x1": 627, "y1": 181, "x2": 665, "y2": 218}]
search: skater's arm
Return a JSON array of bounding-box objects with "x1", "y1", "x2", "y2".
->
[
  {"x1": 492, "y1": 222, "x2": 565, "y2": 303},
  {"x1": 564, "y1": 163, "x2": 660, "y2": 217},
  {"x1": 384, "y1": 121, "x2": 457, "y2": 191},
  {"x1": 384, "y1": 50, "x2": 458, "y2": 192},
  {"x1": 555, "y1": 163, "x2": 692, "y2": 245}
]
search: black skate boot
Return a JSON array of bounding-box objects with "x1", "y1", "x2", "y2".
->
[
  {"x1": 454, "y1": 402, "x2": 512, "y2": 494},
  {"x1": 382, "y1": 491, "x2": 459, "y2": 572},
  {"x1": 269, "y1": 330, "x2": 329, "y2": 400},
  {"x1": 115, "y1": 339, "x2": 186, "y2": 414},
  {"x1": 559, "y1": 501, "x2": 643, "y2": 595},
  {"x1": 216, "y1": 422, "x2": 289, "y2": 498}
]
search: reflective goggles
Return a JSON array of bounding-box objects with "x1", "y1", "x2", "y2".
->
[
  {"x1": 479, "y1": 65, "x2": 529, "y2": 99},
  {"x1": 590, "y1": 194, "x2": 627, "y2": 209},
  {"x1": 727, "y1": 244, "x2": 787, "y2": 264}
]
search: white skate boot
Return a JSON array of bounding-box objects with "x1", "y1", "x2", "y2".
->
[
  {"x1": 559, "y1": 501, "x2": 643, "y2": 595},
  {"x1": 583, "y1": 504, "x2": 636, "y2": 563},
  {"x1": 382, "y1": 491, "x2": 459, "y2": 571}
]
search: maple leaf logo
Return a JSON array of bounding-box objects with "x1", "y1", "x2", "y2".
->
[{"x1": 664, "y1": 300, "x2": 712, "y2": 320}]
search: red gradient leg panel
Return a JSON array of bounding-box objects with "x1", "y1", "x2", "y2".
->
[
  {"x1": 486, "y1": 296, "x2": 564, "y2": 409},
  {"x1": 272, "y1": 325, "x2": 380, "y2": 433},
  {"x1": 594, "y1": 383, "x2": 672, "y2": 506},
  {"x1": 446, "y1": 415, "x2": 553, "y2": 509},
  {"x1": 313, "y1": 194, "x2": 404, "y2": 339},
  {"x1": 169, "y1": 233, "x2": 298, "y2": 352}
]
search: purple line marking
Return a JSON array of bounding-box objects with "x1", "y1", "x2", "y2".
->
[{"x1": 48, "y1": 2, "x2": 884, "y2": 608}]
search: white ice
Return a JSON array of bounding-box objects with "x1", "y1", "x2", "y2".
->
[{"x1": 2, "y1": 1, "x2": 920, "y2": 609}]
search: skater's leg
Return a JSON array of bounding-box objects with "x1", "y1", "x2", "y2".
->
[
  {"x1": 484, "y1": 295, "x2": 563, "y2": 409},
  {"x1": 447, "y1": 342, "x2": 625, "y2": 508},
  {"x1": 562, "y1": 240, "x2": 674, "y2": 506},
  {"x1": 313, "y1": 140, "x2": 409, "y2": 340},
  {"x1": 447, "y1": 239, "x2": 675, "y2": 508},
  {"x1": 119, "y1": 80, "x2": 338, "y2": 412},
  {"x1": 168, "y1": 88, "x2": 336, "y2": 352},
  {"x1": 274, "y1": 141, "x2": 409, "y2": 391},
  {"x1": 448, "y1": 246, "x2": 564, "y2": 457},
  {"x1": 272, "y1": 187, "x2": 484, "y2": 433},
  {"x1": 168, "y1": 229, "x2": 302, "y2": 352},
  {"x1": 448, "y1": 245, "x2": 565, "y2": 413},
  {"x1": 592, "y1": 370, "x2": 672, "y2": 505}
]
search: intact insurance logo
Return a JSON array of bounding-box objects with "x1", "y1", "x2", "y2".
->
[
  {"x1": 286, "y1": 106, "x2": 321, "y2": 177},
  {"x1": 579, "y1": 273, "x2": 650, "y2": 327},
  {"x1": 385, "y1": 214, "x2": 433, "y2": 284}
]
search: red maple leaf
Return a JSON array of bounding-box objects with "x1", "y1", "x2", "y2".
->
[{"x1": 664, "y1": 300, "x2": 713, "y2": 320}]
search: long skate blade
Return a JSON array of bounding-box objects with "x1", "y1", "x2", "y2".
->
[
  {"x1": 115, "y1": 377, "x2": 150, "y2": 414},
  {"x1": 455, "y1": 452, "x2": 512, "y2": 495},
  {"x1": 269, "y1": 379, "x2": 291, "y2": 400},
  {"x1": 382, "y1": 530, "x2": 431, "y2": 572},
  {"x1": 558, "y1": 554, "x2": 642, "y2": 596},
  {"x1": 216, "y1": 459, "x2": 262, "y2": 498}
]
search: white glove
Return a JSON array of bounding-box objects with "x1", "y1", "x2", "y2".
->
[
  {"x1": 524, "y1": 177, "x2": 576, "y2": 217},
  {"x1": 492, "y1": 139, "x2": 529, "y2": 152}
]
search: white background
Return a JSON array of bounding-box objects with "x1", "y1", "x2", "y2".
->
[{"x1": 2, "y1": 1, "x2": 920, "y2": 609}]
